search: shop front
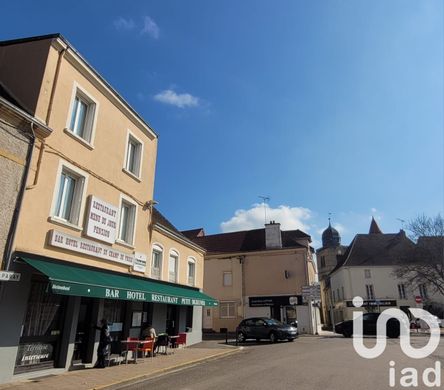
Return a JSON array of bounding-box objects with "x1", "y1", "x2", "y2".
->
[
  {"x1": 9, "y1": 255, "x2": 217, "y2": 375},
  {"x1": 246, "y1": 295, "x2": 303, "y2": 323}
]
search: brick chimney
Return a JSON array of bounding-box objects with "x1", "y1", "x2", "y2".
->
[{"x1": 265, "y1": 221, "x2": 282, "y2": 249}]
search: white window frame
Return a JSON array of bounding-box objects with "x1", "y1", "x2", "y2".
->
[
  {"x1": 116, "y1": 194, "x2": 137, "y2": 247},
  {"x1": 398, "y1": 284, "x2": 407, "y2": 299},
  {"x1": 219, "y1": 302, "x2": 236, "y2": 319},
  {"x1": 168, "y1": 249, "x2": 179, "y2": 283},
  {"x1": 366, "y1": 284, "x2": 375, "y2": 300},
  {"x1": 151, "y1": 243, "x2": 163, "y2": 280},
  {"x1": 223, "y1": 271, "x2": 232, "y2": 287},
  {"x1": 65, "y1": 82, "x2": 99, "y2": 148},
  {"x1": 187, "y1": 257, "x2": 196, "y2": 286},
  {"x1": 123, "y1": 130, "x2": 144, "y2": 181},
  {"x1": 50, "y1": 160, "x2": 88, "y2": 230}
]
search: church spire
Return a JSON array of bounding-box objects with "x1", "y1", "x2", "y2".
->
[{"x1": 369, "y1": 217, "x2": 382, "y2": 234}]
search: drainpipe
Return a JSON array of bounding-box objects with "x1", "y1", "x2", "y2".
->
[
  {"x1": 46, "y1": 48, "x2": 66, "y2": 125},
  {"x1": 3, "y1": 123, "x2": 36, "y2": 271}
]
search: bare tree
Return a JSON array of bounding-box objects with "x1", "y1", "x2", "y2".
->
[{"x1": 394, "y1": 214, "x2": 444, "y2": 297}]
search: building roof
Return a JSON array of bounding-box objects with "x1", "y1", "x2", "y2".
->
[
  {"x1": 330, "y1": 230, "x2": 415, "y2": 274},
  {"x1": 321, "y1": 222, "x2": 341, "y2": 248},
  {"x1": 190, "y1": 228, "x2": 310, "y2": 254},
  {"x1": 369, "y1": 217, "x2": 383, "y2": 234},
  {"x1": 181, "y1": 228, "x2": 205, "y2": 240},
  {"x1": 151, "y1": 208, "x2": 204, "y2": 251}
]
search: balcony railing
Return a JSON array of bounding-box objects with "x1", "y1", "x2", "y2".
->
[
  {"x1": 169, "y1": 272, "x2": 176, "y2": 283},
  {"x1": 151, "y1": 267, "x2": 160, "y2": 279},
  {"x1": 188, "y1": 276, "x2": 195, "y2": 286}
]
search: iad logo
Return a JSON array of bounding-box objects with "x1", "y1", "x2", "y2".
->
[{"x1": 351, "y1": 296, "x2": 441, "y2": 388}]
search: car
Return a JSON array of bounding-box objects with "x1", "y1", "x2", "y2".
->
[
  {"x1": 334, "y1": 312, "x2": 400, "y2": 338},
  {"x1": 236, "y1": 317, "x2": 298, "y2": 343}
]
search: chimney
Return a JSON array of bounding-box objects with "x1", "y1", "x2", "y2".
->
[{"x1": 265, "y1": 221, "x2": 282, "y2": 249}]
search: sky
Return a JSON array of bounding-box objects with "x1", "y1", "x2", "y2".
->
[{"x1": 1, "y1": 1, "x2": 442, "y2": 247}]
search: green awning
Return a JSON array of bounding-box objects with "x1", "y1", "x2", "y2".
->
[{"x1": 22, "y1": 257, "x2": 218, "y2": 307}]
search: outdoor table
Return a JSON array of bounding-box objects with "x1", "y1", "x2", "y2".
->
[
  {"x1": 121, "y1": 340, "x2": 152, "y2": 364},
  {"x1": 169, "y1": 335, "x2": 179, "y2": 350}
]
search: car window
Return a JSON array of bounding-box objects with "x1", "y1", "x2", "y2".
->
[
  {"x1": 265, "y1": 319, "x2": 283, "y2": 326},
  {"x1": 254, "y1": 319, "x2": 266, "y2": 326},
  {"x1": 362, "y1": 313, "x2": 379, "y2": 321},
  {"x1": 244, "y1": 319, "x2": 254, "y2": 326}
]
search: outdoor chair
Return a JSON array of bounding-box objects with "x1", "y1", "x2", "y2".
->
[
  {"x1": 176, "y1": 332, "x2": 187, "y2": 348},
  {"x1": 156, "y1": 334, "x2": 169, "y2": 355},
  {"x1": 107, "y1": 340, "x2": 126, "y2": 366},
  {"x1": 124, "y1": 337, "x2": 140, "y2": 363},
  {"x1": 140, "y1": 337, "x2": 155, "y2": 358}
]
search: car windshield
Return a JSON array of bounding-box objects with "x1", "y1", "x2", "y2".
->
[{"x1": 265, "y1": 319, "x2": 283, "y2": 326}]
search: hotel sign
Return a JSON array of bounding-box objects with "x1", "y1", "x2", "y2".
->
[
  {"x1": 49, "y1": 230, "x2": 134, "y2": 267},
  {"x1": 133, "y1": 252, "x2": 147, "y2": 273},
  {"x1": 85, "y1": 196, "x2": 119, "y2": 244}
]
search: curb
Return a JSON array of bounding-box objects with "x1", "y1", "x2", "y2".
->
[{"x1": 90, "y1": 348, "x2": 242, "y2": 390}]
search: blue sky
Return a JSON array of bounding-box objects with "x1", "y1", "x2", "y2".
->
[{"x1": 1, "y1": 1, "x2": 442, "y2": 247}]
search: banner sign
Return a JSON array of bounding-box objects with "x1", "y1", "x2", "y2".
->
[
  {"x1": 49, "y1": 230, "x2": 134, "y2": 266},
  {"x1": 85, "y1": 196, "x2": 119, "y2": 244},
  {"x1": 249, "y1": 295, "x2": 303, "y2": 307},
  {"x1": 346, "y1": 299, "x2": 397, "y2": 307}
]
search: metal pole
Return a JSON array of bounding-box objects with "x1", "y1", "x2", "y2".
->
[{"x1": 314, "y1": 301, "x2": 318, "y2": 335}]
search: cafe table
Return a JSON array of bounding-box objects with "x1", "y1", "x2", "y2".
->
[
  {"x1": 121, "y1": 339, "x2": 154, "y2": 363},
  {"x1": 169, "y1": 335, "x2": 179, "y2": 350}
]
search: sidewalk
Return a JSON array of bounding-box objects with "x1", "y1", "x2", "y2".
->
[{"x1": 0, "y1": 341, "x2": 240, "y2": 390}]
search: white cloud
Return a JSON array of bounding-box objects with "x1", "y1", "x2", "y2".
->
[
  {"x1": 113, "y1": 17, "x2": 136, "y2": 31},
  {"x1": 141, "y1": 16, "x2": 160, "y2": 39},
  {"x1": 220, "y1": 204, "x2": 312, "y2": 233},
  {"x1": 153, "y1": 89, "x2": 200, "y2": 108}
]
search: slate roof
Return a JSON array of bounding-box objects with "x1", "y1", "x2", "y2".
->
[
  {"x1": 330, "y1": 230, "x2": 415, "y2": 274},
  {"x1": 190, "y1": 228, "x2": 311, "y2": 254},
  {"x1": 151, "y1": 208, "x2": 204, "y2": 250},
  {"x1": 181, "y1": 228, "x2": 205, "y2": 240}
]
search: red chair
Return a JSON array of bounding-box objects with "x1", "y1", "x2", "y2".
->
[
  {"x1": 176, "y1": 332, "x2": 187, "y2": 348},
  {"x1": 140, "y1": 337, "x2": 155, "y2": 358},
  {"x1": 124, "y1": 337, "x2": 139, "y2": 363}
]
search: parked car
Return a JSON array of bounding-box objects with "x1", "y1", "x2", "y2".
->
[
  {"x1": 335, "y1": 312, "x2": 400, "y2": 338},
  {"x1": 236, "y1": 317, "x2": 298, "y2": 343}
]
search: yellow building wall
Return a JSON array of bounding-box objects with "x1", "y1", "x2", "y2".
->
[{"x1": 13, "y1": 43, "x2": 158, "y2": 276}]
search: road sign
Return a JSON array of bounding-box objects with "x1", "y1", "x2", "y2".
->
[
  {"x1": 415, "y1": 296, "x2": 422, "y2": 304},
  {"x1": 0, "y1": 271, "x2": 21, "y2": 282},
  {"x1": 302, "y1": 284, "x2": 321, "y2": 301}
]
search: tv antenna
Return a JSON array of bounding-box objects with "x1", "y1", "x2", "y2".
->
[
  {"x1": 258, "y1": 196, "x2": 270, "y2": 224},
  {"x1": 396, "y1": 218, "x2": 406, "y2": 229}
]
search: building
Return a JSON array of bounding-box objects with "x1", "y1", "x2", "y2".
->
[
  {"x1": 0, "y1": 34, "x2": 215, "y2": 382},
  {"x1": 328, "y1": 218, "x2": 433, "y2": 323},
  {"x1": 184, "y1": 221, "x2": 319, "y2": 334},
  {"x1": 316, "y1": 220, "x2": 347, "y2": 327}
]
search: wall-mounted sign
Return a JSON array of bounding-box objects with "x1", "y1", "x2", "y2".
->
[
  {"x1": 249, "y1": 295, "x2": 303, "y2": 307},
  {"x1": 85, "y1": 196, "x2": 119, "y2": 244},
  {"x1": 15, "y1": 342, "x2": 54, "y2": 367},
  {"x1": 0, "y1": 271, "x2": 21, "y2": 281},
  {"x1": 346, "y1": 299, "x2": 397, "y2": 307},
  {"x1": 133, "y1": 252, "x2": 147, "y2": 273},
  {"x1": 49, "y1": 230, "x2": 134, "y2": 266}
]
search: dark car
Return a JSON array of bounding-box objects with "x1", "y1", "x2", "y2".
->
[
  {"x1": 335, "y1": 312, "x2": 400, "y2": 338},
  {"x1": 236, "y1": 317, "x2": 298, "y2": 343}
]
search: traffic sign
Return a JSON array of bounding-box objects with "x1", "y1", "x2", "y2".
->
[{"x1": 415, "y1": 296, "x2": 422, "y2": 304}]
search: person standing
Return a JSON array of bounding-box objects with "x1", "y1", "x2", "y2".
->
[{"x1": 94, "y1": 319, "x2": 111, "y2": 368}]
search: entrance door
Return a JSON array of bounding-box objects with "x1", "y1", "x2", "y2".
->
[
  {"x1": 73, "y1": 298, "x2": 93, "y2": 363},
  {"x1": 203, "y1": 308, "x2": 213, "y2": 329},
  {"x1": 166, "y1": 305, "x2": 179, "y2": 335}
]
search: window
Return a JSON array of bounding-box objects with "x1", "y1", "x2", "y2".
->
[
  {"x1": 332, "y1": 290, "x2": 336, "y2": 303},
  {"x1": 169, "y1": 251, "x2": 178, "y2": 283},
  {"x1": 124, "y1": 132, "x2": 143, "y2": 178},
  {"x1": 364, "y1": 269, "x2": 371, "y2": 279},
  {"x1": 320, "y1": 256, "x2": 326, "y2": 268},
  {"x1": 419, "y1": 284, "x2": 428, "y2": 300},
  {"x1": 187, "y1": 258, "x2": 196, "y2": 286},
  {"x1": 366, "y1": 284, "x2": 375, "y2": 300},
  {"x1": 219, "y1": 302, "x2": 236, "y2": 319},
  {"x1": 118, "y1": 198, "x2": 136, "y2": 245},
  {"x1": 67, "y1": 87, "x2": 97, "y2": 144},
  {"x1": 341, "y1": 286, "x2": 345, "y2": 301},
  {"x1": 53, "y1": 165, "x2": 86, "y2": 226},
  {"x1": 151, "y1": 245, "x2": 162, "y2": 279},
  {"x1": 398, "y1": 284, "x2": 407, "y2": 299},
  {"x1": 223, "y1": 272, "x2": 232, "y2": 286}
]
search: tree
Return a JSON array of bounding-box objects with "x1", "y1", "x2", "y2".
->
[{"x1": 394, "y1": 214, "x2": 444, "y2": 297}]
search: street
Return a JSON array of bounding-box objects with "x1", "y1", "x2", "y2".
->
[{"x1": 120, "y1": 336, "x2": 444, "y2": 390}]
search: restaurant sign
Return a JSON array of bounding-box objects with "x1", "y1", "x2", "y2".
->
[
  {"x1": 15, "y1": 342, "x2": 54, "y2": 367},
  {"x1": 50, "y1": 282, "x2": 218, "y2": 307},
  {"x1": 85, "y1": 196, "x2": 119, "y2": 244},
  {"x1": 133, "y1": 252, "x2": 147, "y2": 273},
  {"x1": 49, "y1": 230, "x2": 134, "y2": 266}
]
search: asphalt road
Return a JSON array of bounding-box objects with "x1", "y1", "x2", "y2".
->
[{"x1": 119, "y1": 336, "x2": 443, "y2": 390}]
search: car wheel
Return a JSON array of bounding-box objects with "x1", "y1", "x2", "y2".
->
[
  {"x1": 237, "y1": 332, "x2": 246, "y2": 343},
  {"x1": 288, "y1": 338, "x2": 295, "y2": 342},
  {"x1": 343, "y1": 329, "x2": 352, "y2": 338},
  {"x1": 269, "y1": 332, "x2": 277, "y2": 343}
]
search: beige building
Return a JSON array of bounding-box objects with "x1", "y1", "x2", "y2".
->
[
  {"x1": 184, "y1": 222, "x2": 319, "y2": 334},
  {"x1": 0, "y1": 34, "x2": 215, "y2": 383}
]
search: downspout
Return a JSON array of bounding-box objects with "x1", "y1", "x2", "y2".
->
[
  {"x1": 239, "y1": 256, "x2": 245, "y2": 319},
  {"x1": 3, "y1": 123, "x2": 36, "y2": 271}
]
